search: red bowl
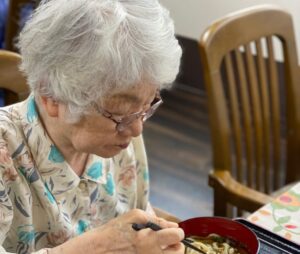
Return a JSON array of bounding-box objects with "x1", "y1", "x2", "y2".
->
[{"x1": 179, "y1": 217, "x2": 259, "y2": 254}]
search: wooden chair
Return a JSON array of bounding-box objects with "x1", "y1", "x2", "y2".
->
[
  {"x1": 0, "y1": 49, "x2": 29, "y2": 104},
  {"x1": 199, "y1": 6, "x2": 300, "y2": 217}
]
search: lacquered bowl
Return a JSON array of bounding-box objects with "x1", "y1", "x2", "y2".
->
[{"x1": 179, "y1": 217, "x2": 259, "y2": 254}]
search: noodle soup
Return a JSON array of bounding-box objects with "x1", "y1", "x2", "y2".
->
[
  {"x1": 185, "y1": 234, "x2": 249, "y2": 254},
  {"x1": 179, "y1": 217, "x2": 259, "y2": 254}
]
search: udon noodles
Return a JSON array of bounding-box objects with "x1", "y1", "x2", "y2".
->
[{"x1": 185, "y1": 234, "x2": 248, "y2": 254}]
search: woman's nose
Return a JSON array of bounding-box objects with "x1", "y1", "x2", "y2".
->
[{"x1": 121, "y1": 118, "x2": 144, "y2": 137}]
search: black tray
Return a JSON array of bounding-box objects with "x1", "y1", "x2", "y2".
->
[{"x1": 235, "y1": 218, "x2": 300, "y2": 254}]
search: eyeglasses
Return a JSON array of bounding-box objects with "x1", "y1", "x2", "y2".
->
[{"x1": 92, "y1": 93, "x2": 163, "y2": 132}]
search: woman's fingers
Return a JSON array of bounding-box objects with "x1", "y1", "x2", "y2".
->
[
  {"x1": 157, "y1": 228, "x2": 185, "y2": 248},
  {"x1": 128, "y1": 209, "x2": 184, "y2": 253},
  {"x1": 125, "y1": 209, "x2": 155, "y2": 224},
  {"x1": 124, "y1": 209, "x2": 179, "y2": 230},
  {"x1": 163, "y1": 243, "x2": 185, "y2": 254},
  {"x1": 134, "y1": 226, "x2": 185, "y2": 253},
  {"x1": 152, "y1": 216, "x2": 179, "y2": 229}
]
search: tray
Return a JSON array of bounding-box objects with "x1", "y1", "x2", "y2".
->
[{"x1": 235, "y1": 218, "x2": 300, "y2": 254}]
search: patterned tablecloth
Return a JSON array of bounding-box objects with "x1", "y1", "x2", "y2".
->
[{"x1": 247, "y1": 182, "x2": 300, "y2": 246}]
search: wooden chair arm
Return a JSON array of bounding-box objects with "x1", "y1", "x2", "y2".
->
[
  {"x1": 153, "y1": 207, "x2": 181, "y2": 223},
  {"x1": 209, "y1": 170, "x2": 274, "y2": 212}
]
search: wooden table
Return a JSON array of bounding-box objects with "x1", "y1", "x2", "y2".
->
[{"x1": 247, "y1": 182, "x2": 300, "y2": 245}]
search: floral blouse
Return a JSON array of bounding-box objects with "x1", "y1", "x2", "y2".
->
[{"x1": 0, "y1": 95, "x2": 150, "y2": 254}]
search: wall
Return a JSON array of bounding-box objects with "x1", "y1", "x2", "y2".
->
[{"x1": 160, "y1": 0, "x2": 300, "y2": 63}]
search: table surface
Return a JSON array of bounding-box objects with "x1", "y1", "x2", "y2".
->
[{"x1": 247, "y1": 182, "x2": 300, "y2": 246}]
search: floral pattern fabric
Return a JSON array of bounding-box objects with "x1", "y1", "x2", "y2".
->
[
  {"x1": 247, "y1": 182, "x2": 300, "y2": 245},
  {"x1": 0, "y1": 95, "x2": 150, "y2": 254}
]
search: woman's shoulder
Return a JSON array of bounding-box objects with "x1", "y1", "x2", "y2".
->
[
  {"x1": 0, "y1": 100, "x2": 32, "y2": 154},
  {"x1": 0, "y1": 99, "x2": 28, "y2": 121},
  {"x1": 0, "y1": 102, "x2": 27, "y2": 132},
  {"x1": 0, "y1": 101, "x2": 36, "y2": 187},
  {"x1": 0, "y1": 105, "x2": 21, "y2": 138}
]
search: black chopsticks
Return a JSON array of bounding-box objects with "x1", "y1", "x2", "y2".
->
[{"x1": 132, "y1": 222, "x2": 205, "y2": 254}]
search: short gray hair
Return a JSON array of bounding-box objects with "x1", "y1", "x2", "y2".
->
[{"x1": 18, "y1": 0, "x2": 182, "y2": 118}]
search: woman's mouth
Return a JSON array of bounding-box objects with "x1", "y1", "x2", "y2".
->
[{"x1": 117, "y1": 143, "x2": 129, "y2": 149}]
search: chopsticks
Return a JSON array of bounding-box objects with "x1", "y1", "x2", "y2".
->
[{"x1": 132, "y1": 222, "x2": 206, "y2": 254}]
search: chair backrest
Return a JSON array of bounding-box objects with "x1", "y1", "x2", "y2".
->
[
  {"x1": 0, "y1": 49, "x2": 29, "y2": 104},
  {"x1": 199, "y1": 6, "x2": 300, "y2": 196}
]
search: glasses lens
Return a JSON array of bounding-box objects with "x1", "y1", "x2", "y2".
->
[
  {"x1": 116, "y1": 95, "x2": 163, "y2": 131},
  {"x1": 142, "y1": 97, "x2": 163, "y2": 122},
  {"x1": 116, "y1": 113, "x2": 140, "y2": 132}
]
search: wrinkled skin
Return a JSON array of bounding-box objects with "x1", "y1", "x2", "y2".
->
[{"x1": 50, "y1": 209, "x2": 185, "y2": 254}]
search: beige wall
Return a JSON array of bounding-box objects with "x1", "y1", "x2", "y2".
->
[{"x1": 160, "y1": 0, "x2": 300, "y2": 62}]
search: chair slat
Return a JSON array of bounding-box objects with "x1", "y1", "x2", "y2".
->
[
  {"x1": 224, "y1": 54, "x2": 243, "y2": 180},
  {"x1": 245, "y1": 43, "x2": 263, "y2": 189},
  {"x1": 266, "y1": 36, "x2": 281, "y2": 191},
  {"x1": 255, "y1": 39, "x2": 271, "y2": 192},
  {"x1": 234, "y1": 48, "x2": 253, "y2": 185}
]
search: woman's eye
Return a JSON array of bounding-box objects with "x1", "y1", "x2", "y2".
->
[{"x1": 109, "y1": 102, "x2": 149, "y2": 117}]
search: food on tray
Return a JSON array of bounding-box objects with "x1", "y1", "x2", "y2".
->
[{"x1": 185, "y1": 234, "x2": 249, "y2": 254}]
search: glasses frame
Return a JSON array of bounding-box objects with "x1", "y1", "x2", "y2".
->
[{"x1": 92, "y1": 93, "x2": 163, "y2": 132}]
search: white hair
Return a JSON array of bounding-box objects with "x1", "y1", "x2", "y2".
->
[{"x1": 18, "y1": 0, "x2": 182, "y2": 119}]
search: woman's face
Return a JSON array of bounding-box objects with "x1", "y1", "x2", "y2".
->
[{"x1": 59, "y1": 83, "x2": 158, "y2": 158}]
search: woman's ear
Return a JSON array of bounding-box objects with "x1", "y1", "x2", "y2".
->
[{"x1": 40, "y1": 96, "x2": 59, "y2": 117}]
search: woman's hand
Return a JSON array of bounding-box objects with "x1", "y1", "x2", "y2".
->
[{"x1": 50, "y1": 209, "x2": 185, "y2": 254}]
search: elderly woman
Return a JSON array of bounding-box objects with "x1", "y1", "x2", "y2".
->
[{"x1": 0, "y1": 0, "x2": 183, "y2": 253}]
